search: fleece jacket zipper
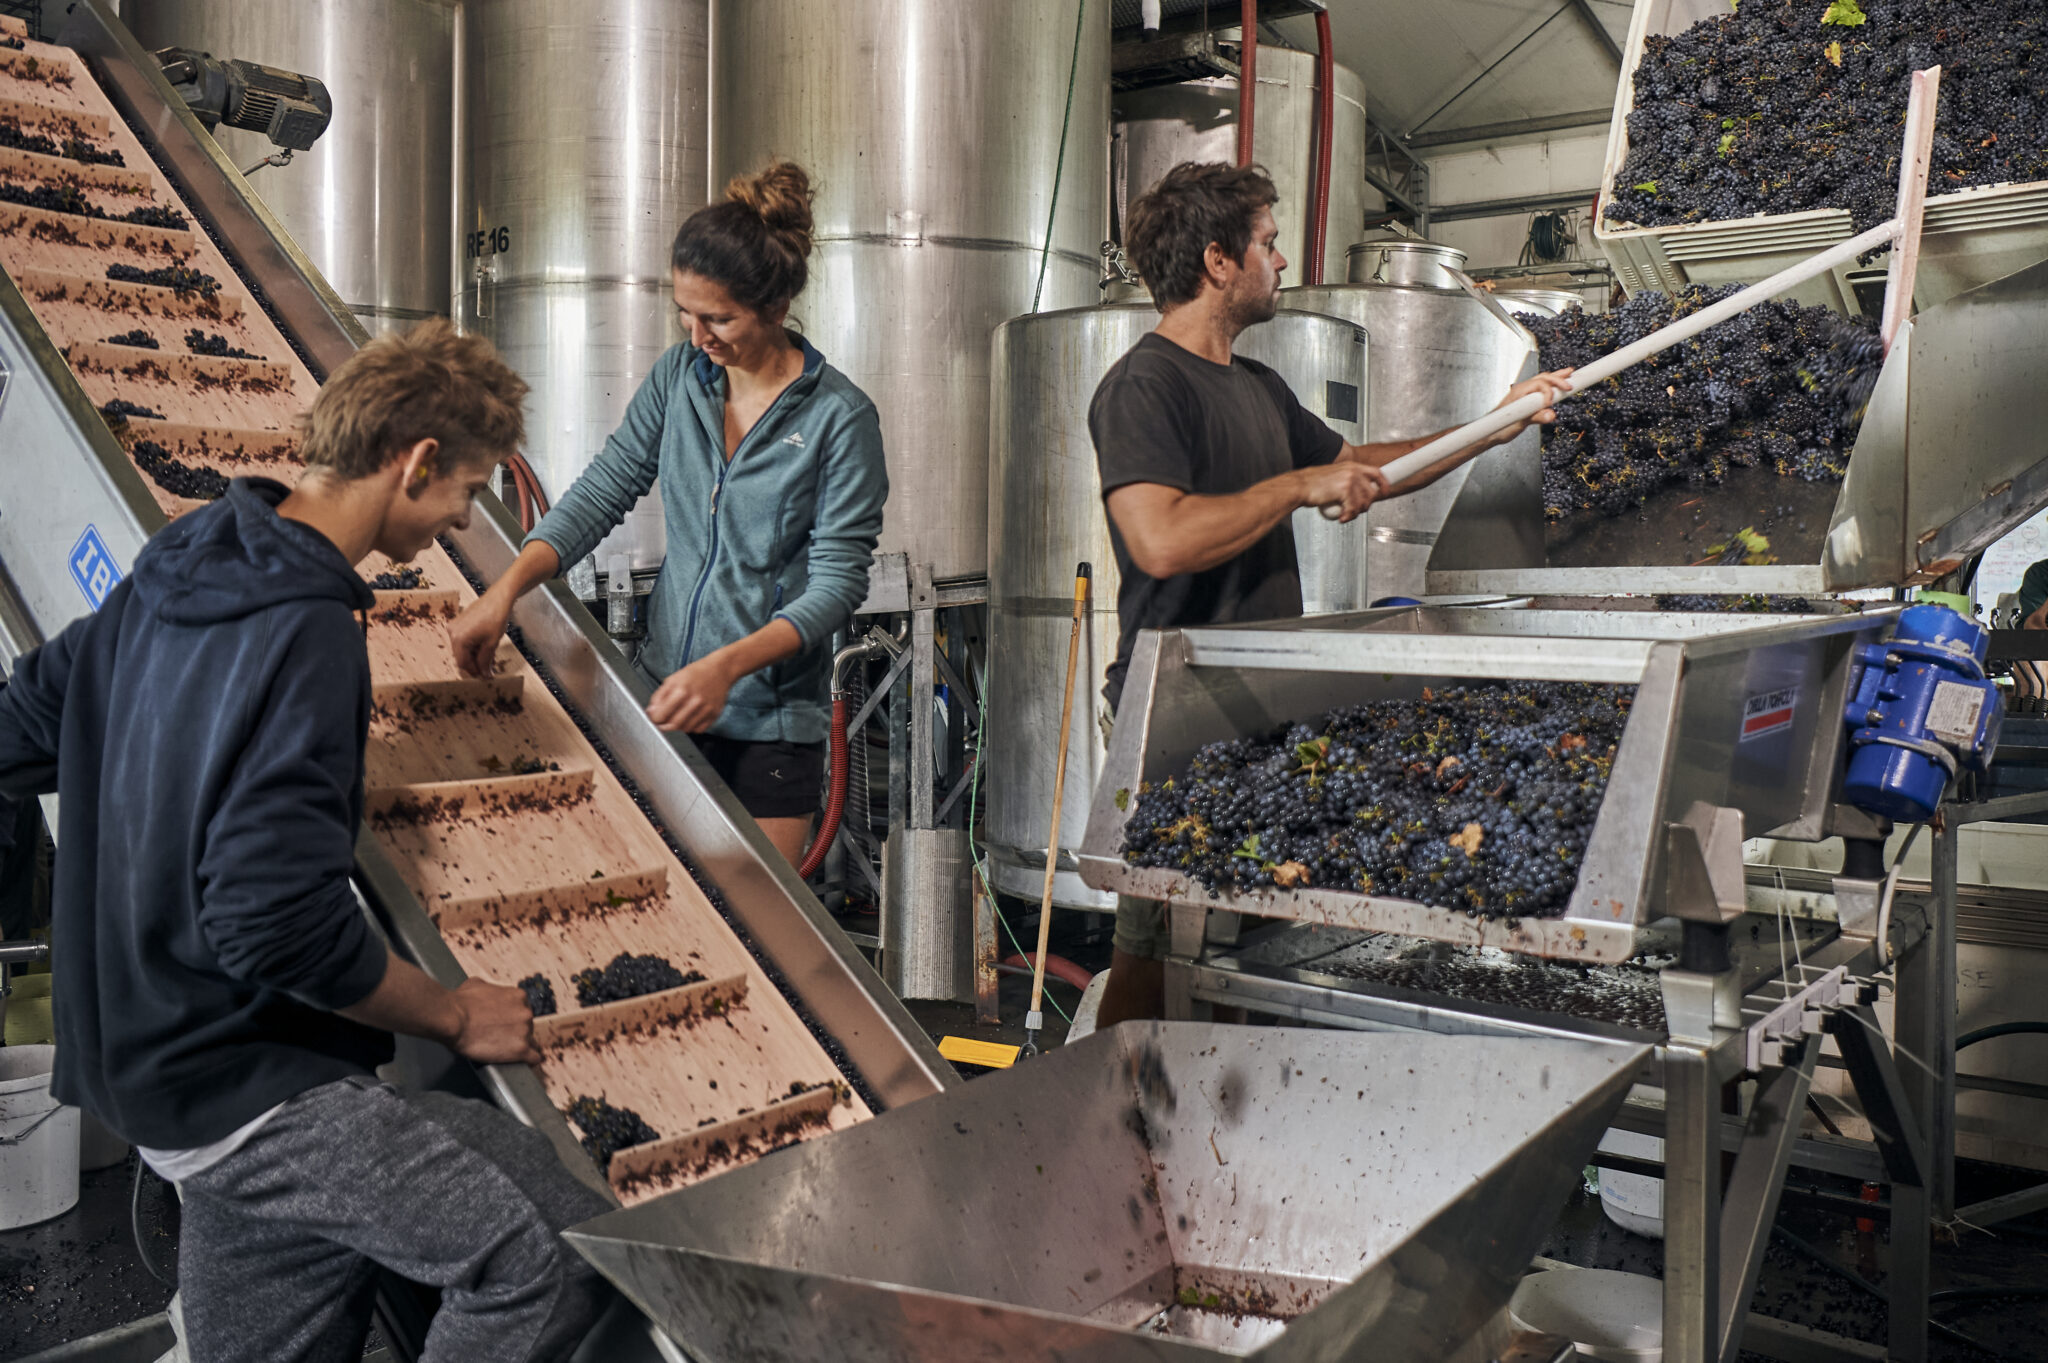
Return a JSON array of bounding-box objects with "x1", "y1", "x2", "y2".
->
[{"x1": 677, "y1": 378, "x2": 809, "y2": 667}]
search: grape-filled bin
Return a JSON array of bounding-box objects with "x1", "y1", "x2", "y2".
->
[{"x1": 1079, "y1": 606, "x2": 1896, "y2": 964}]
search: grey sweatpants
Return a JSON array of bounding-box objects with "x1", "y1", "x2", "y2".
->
[{"x1": 176, "y1": 1075, "x2": 611, "y2": 1363}]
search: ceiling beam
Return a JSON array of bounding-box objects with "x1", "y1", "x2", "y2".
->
[
  {"x1": 1567, "y1": 0, "x2": 1625, "y2": 66},
  {"x1": 1403, "y1": 108, "x2": 1614, "y2": 151}
]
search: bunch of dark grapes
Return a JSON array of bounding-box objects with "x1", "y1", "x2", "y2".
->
[
  {"x1": 106, "y1": 263, "x2": 219, "y2": 296},
  {"x1": 368, "y1": 565, "x2": 425, "y2": 590},
  {"x1": 0, "y1": 120, "x2": 60, "y2": 158},
  {"x1": 1524, "y1": 288, "x2": 1879, "y2": 522},
  {"x1": 98, "y1": 398, "x2": 163, "y2": 422},
  {"x1": 131, "y1": 438, "x2": 229, "y2": 500},
  {"x1": 1121, "y1": 681, "x2": 1633, "y2": 919},
  {"x1": 62, "y1": 136, "x2": 123, "y2": 168},
  {"x1": 0, "y1": 179, "x2": 96, "y2": 217},
  {"x1": 564, "y1": 1095, "x2": 659, "y2": 1169},
  {"x1": 119, "y1": 202, "x2": 186, "y2": 229},
  {"x1": 1655, "y1": 594, "x2": 1818, "y2": 613},
  {"x1": 518, "y1": 973, "x2": 557, "y2": 1018},
  {"x1": 1606, "y1": 0, "x2": 2048, "y2": 235},
  {"x1": 571, "y1": 952, "x2": 703, "y2": 1007},
  {"x1": 185, "y1": 329, "x2": 259, "y2": 359},
  {"x1": 103, "y1": 329, "x2": 157, "y2": 349}
]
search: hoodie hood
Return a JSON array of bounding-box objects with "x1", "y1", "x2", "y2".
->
[{"x1": 134, "y1": 478, "x2": 374, "y2": 626}]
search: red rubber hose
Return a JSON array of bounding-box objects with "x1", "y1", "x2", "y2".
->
[
  {"x1": 1307, "y1": 10, "x2": 1335, "y2": 286},
  {"x1": 1237, "y1": 0, "x2": 1258, "y2": 167},
  {"x1": 797, "y1": 695, "x2": 849, "y2": 879},
  {"x1": 1003, "y1": 953, "x2": 1095, "y2": 993}
]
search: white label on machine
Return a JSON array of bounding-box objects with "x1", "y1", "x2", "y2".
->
[
  {"x1": 1925, "y1": 681, "x2": 1986, "y2": 747},
  {"x1": 1741, "y1": 686, "x2": 1799, "y2": 741}
]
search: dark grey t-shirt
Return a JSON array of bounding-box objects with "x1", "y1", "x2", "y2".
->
[{"x1": 1089, "y1": 332, "x2": 1345, "y2": 710}]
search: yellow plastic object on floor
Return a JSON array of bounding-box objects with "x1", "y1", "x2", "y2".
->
[
  {"x1": 938, "y1": 1036, "x2": 1020, "y2": 1070},
  {"x1": 4, "y1": 971, "x2": 54, "y2": 1046}
]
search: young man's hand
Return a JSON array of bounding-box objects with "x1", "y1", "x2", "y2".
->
[
  {"x1": 647, "y1": 657, "x2": 734, "y2": 733},
  {"x1": 447, "y1": 978, "x2": 541, "y2": 1065},
  {"x1": 447, "y1": 589, "x2": 513, "y2": 678},
  {"x1": 1489, "y1": 367, "x2": 1576, "y2": 444},
  {"x1": 1295, "y1": 462, "x2": 1391, "y2": 523}
]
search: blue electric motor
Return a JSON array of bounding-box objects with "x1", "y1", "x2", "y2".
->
[{"x1": 1842, "y1": 601, "x2": 2003, "y2": 822}]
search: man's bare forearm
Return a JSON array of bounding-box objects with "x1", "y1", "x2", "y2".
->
[
  {"x1": 1108, "y1": 474, "x2": 1304, "y2": 578},
  {"x1": 336, "y1": 949, "x2": 461, "y2": 1045}
]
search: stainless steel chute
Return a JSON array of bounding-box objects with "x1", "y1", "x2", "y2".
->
[
  {"x1": 1079, "y1": 606, "x2": 1893, "y2": 962},
  {"x1": 566, "y1": 1022, "x2": 1649, "y2": 1363}
]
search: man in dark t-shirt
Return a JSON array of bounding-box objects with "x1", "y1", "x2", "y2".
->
[{"x1": 1089, "y1": 162, "x2": 1572, "y2": 1025}]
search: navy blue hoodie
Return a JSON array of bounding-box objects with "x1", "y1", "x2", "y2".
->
[{"x1": 0, "y1": 479, "x2": 392, "y2": 1149}]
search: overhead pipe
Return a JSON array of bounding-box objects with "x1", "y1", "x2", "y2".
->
[
  {"x1": 1236, "y1": 0, "x2": 1257, "y2": 167},
  {"x1": 1306, "y1": 9, "x2": 1336, "y2": 285}
]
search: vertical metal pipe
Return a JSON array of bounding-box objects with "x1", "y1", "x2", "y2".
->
[
  {"x1": 1306, "y1": 10, "x2": 1335, "y2": 286},
  {"x1": 1661, "y1": 1046, "x2": 1721, "y2": 1363},
  {"x1": 1236, "y1": 0, "x2": 1258, "y2": 166},
  {"x1": 1927, "y1": 819, "x2": 1958, "y2": 1221}
]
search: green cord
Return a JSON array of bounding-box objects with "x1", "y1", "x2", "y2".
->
[
  {"x1": 1029, "y1": 0, "x2": 1089, "y2": 315},
  {"x1": 966, "y1": 646, "x2": 1073, "y2": 1026}
]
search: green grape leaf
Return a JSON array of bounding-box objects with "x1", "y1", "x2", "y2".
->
[
  {"x1": 1632, "y1": 180, "x2": 1659, "y2": 193},
  {"x1": 1821, "y1": 0, "x2": 1867, "y2": 26}
]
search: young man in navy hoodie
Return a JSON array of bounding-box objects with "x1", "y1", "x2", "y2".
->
[{"x1": 0, "y1": 321, "x2": 609, "y2": 1360}]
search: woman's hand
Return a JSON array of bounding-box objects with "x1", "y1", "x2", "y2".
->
[
  {"x1": 448, "y1": 589, "x2": 514, "y2": 678},
  {"x1": 648, "y1": 657, "x2": 735, "y2": 732}
]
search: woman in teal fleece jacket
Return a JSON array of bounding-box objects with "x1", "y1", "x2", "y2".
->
[{"x1": 450, "y1": 161, "x2": 888, "y2": 861}]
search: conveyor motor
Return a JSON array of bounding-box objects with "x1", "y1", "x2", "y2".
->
[
  {"x1": 153, "y1": 48, "x2": 333, "y2": 153},
  {"x1": 1842, "y1": 598, "x2": 2002, "y2": 821}
]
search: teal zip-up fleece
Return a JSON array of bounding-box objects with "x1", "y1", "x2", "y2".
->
[{"x1": 527, "y1": 336, "x2": 887, "y2": 744}]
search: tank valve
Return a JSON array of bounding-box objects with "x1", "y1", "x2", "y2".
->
[{"x1": 1842, "y1": 597, "x2": 2002, "y2": 822}]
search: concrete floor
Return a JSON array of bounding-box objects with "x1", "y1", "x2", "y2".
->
[
  {"x1": 1542, "y1": 1159, "x2": 2048, "y2": 1362},
  {"x1": 0, "y1": 1158, "x2": 177, "y2": 1359}
]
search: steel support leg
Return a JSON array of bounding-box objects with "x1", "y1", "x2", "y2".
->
[
  {"x1": 1164, "y1": 903, "x2": 1210, "y2": 1022},
  {"x1": 1663, "y1": 1045, "x2": 1721, "y2": 1363},
  {"x1": 972, "y1": 876, "x2": 1000, "y2": 1026},
  {"x1": 1718, "y1": 1041, "x2": 1820, "y2": 1363}
]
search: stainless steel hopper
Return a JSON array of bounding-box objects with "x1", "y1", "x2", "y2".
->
[
  {"x1": 1425, "y1": 256, "x2": 2048, "y2": 597},
  {"x1": 565, "y1": 1023, "x2": 1648, "y2": 1363},
  {"x1": 1079, "y1": 607, "x2": 1894, "y2": 962}
]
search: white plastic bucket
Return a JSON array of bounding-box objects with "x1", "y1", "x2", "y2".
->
[
  {"x1": 1597, "y1": 1125, "x2": 1666, "y2": 1239},
  {"x1": 1511, "y1": 1268, "x2": 1663, "y2": 1363},
  {"x1": 0, "y1": 1044, "x2": 80, "y2": 1229}
]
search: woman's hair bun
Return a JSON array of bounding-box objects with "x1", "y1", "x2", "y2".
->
[{"x1": 725, "y1": 159, "x2": 814, "y2": 259}]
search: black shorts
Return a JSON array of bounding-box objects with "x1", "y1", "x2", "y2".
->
[{"x1": 694, "y1": 735, "x2": 825, "y2": 819}]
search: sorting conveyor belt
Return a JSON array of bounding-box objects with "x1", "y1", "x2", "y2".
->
[{"x1": 0, "y1": 1, "x2": 948, "y2": 1211}]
